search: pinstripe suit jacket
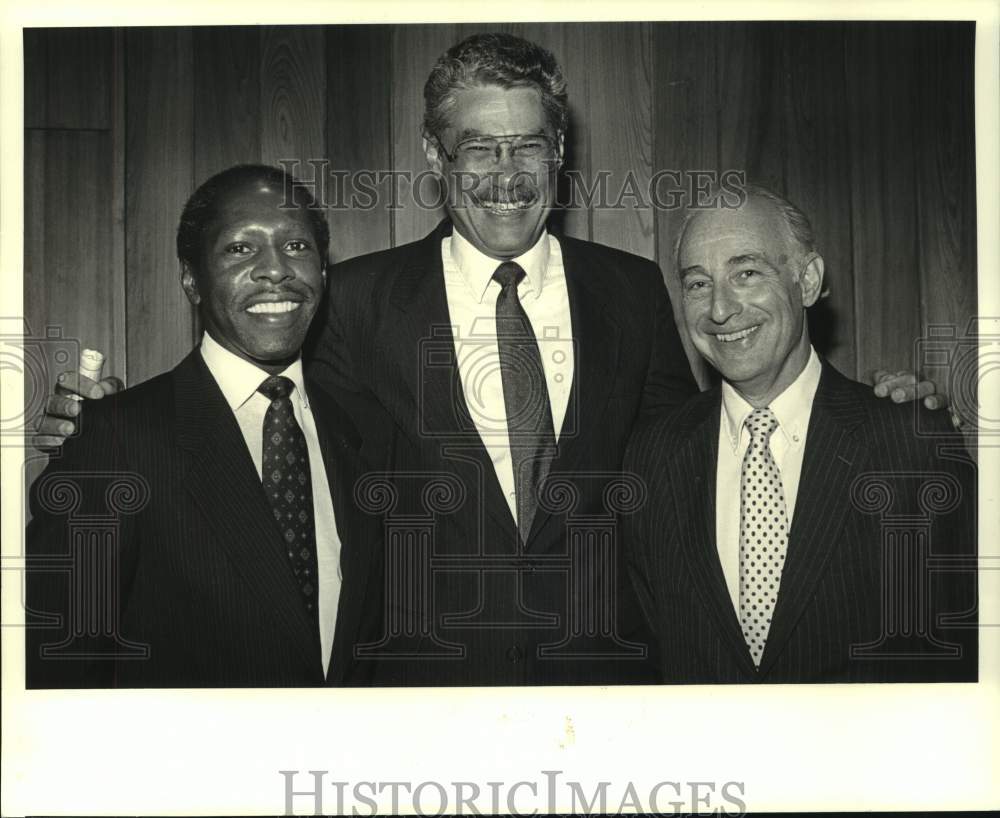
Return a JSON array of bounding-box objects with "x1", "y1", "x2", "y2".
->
[
  {"x1": 623, "y1": 359, "x2": 977, "y2": 683},
  {"x1": 305, "y1": 221, "x2": 698, "y2": 685},
  {"x1": 25, "y1": 350, "x2": 387, "y2": 688}
]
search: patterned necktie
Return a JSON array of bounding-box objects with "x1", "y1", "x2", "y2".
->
[
  {"x1": 738, "y1": 407, "x2": 789, "y2": 667},
  {"x1": 493, "y1": 261, "x2": 557, "y2": 541},
  {"x1": 258, "y1": 375, "x2": 318, "y2": 629}
]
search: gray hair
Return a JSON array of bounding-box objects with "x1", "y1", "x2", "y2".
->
[
  {"x1": 423, "y1": 33, "x2": 569, "y2": 139},
  {"x1": 673, "y1": 183, "x2": 818, "y2": 270}
]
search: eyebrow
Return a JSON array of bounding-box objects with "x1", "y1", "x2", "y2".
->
[
  {"x1": 679, "y1": 265, "x2": 706, "y2": 278},
  {"x1": 727, "y1": 252, "x2": 768, "y2": 266}
]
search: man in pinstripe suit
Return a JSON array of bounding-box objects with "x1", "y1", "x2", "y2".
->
[
  {"x1": 623, "y1": 186, "x2": 977, "y2": 683},
  {"x1": 25, "y1": 165, "x2": 387, "y2": 687}
]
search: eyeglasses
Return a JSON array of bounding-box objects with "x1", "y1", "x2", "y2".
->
[{"x1": 434, "y1": 132, "x2": 560, "y2": 165}]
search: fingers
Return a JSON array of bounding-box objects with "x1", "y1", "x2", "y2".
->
[
  {"x1": 30, "y1": 412, "x2": 76, "y2": 450},
  {"x1": 45, "y1": 393, "x2": 81, "y2": 420},
  {"x1": 55, "y1": 372, "x2": 105, "y2": 400},
  {"x1": 911, "y1": 380, "x2": 937, "y2": 403},
  {"x1": 873, "y1": 371, "x2": 916, "y2": 400},
  {"x1": 31, "y1": 434, "x2": 70, "y2": 451},
  {"x1": 35, "y1": 413, "x2": 77, "y2": 438},
  {"x1": 925, "y1": 393, "x2": 950, "y2": 411},
  {"x1": 872, "y1": 370, "x2": 947, "y2": 406},
  {"x1": 100, "y1": 376, "x2": 124, "y2": 395}
]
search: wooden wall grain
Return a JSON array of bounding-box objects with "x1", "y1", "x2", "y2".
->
[{"x1": 24, "y1": 22, "x2": 977, "y2": 410}]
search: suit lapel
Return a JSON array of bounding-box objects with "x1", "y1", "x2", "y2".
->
[
  {"x1": 524, "y1": 237, "x2": 622, "y2": 549},
  {"x1": 668, "y1": 392, "x2": 759, "y2": 678},
  {"x1": 172, "y1": 351, "x2": 322, "y2": 676},
  {"x1": 380, "y1": 222, "x2": 517, "y2": 544},
  {"x1": 757, "y1": 361, "x2": 870, "y2": 676}
]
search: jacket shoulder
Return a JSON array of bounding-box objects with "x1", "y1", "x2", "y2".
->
[
  {"x1": 327, "y1": 237, "x2": 430, "y2": 281},
  {"x1": 557, "y1": 234, "x2": 660, "y2": 275},
  {"x1": 68, "y1": 366, "x2": 175, "y2": 433},
  {"x1": 817, "y1": 362, "x2": 962, "y2": 465},
  {"x1": 624, "y1": 388, "x2": 718, "y2": 470}
]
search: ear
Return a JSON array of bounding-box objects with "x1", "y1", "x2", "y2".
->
[
  {"x1": 423, "y1": 133, "x2": 444, "y2": 175},
  {"x1": 181, "y1": 262, "x2": 201, "y2": 306},
  {"x1": 798, "y1": 254, "x2": 825, "y2": 308},
  {"x1": 556, "y1": 131, "x2": 565, "y2": 167}
]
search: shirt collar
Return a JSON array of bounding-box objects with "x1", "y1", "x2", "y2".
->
[
  {"x1": 199, "y1": 330, "x2": 308, "y2": 412},
  {"x1": 721, "y1": 346, "x2": 822, "y2": 452},
  {"x1": 448, "y1": 227, "x2": 551, "y2": 303}
]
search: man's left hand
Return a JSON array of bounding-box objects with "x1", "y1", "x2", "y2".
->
[{"x1": 872, "y1": 369, "x2": 948, "y2": 410}]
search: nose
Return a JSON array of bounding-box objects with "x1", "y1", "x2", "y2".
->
[
  {"x1": 251, "y1": 244, "x2": 293, "y2": 283},
  {"x1": 710, "y1": 279, "x2": 742, "y2": 324},
  {"x1": 492, "y1": 140, "x2": 520, "y2": 169}
]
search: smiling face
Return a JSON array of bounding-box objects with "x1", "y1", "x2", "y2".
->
[
  {"x1": 425, "y1": 84, "x2": 563, "y2": 260},
  {"x1": 678, "y1": 197, "x2": 824, "y2": 405},
  {"x1": 181, "y1": 181, "x2": 324, "y2": 374}
]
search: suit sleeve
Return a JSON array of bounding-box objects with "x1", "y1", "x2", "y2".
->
[
  {"x1": 25, "y1": 407, "x2": 133, "y2": 688},
  {"x1": 620, "y1": 424, "x2": 665, "y2": 676},
  {"x1": 640, "y1": 266, "x2": 699, "y2": 417},
  {"x1": 920, "y1": 408, "x2": 978, "y2": 681}
]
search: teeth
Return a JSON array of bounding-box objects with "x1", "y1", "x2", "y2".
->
[
  {"x1": 246, "y1": 301, "x2": 299, "y2": 314},
  {"x1": 717, "y1": 325, "x2": 760, "y2": 343},
  {"x1": 484, "y1": 200, "x2": 531, "y2": 212}
]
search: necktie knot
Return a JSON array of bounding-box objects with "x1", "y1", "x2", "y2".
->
[
  {"x1": 492, "y1": 261, "x2": 526, "y2": 291},
  {"x1": 258, "y1": 374, "x2": 295, "y2": 401},
  {"x1": 745, "y1": 407, "x2": 779, "y2": 444}
]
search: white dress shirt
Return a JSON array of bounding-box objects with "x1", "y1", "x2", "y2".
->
[
  {"x1": 442, "y1": 230, "x2": 575, "y2": 522},
  {"x1": 200, "y1": 332, "x2": 342, "y2": 676},
  {"x1": 715, "y1": 347, "x2": 822, "y2": 612}
]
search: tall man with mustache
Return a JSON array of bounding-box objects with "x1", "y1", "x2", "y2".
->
[
  {"x1": 26, "y1": 165, "x2": 387, "y2": 687},
  {"x1": 35, "y1": 33, "x2": 942, "y2": 686},
  {"x1": 304, "y1": 33, "x2": 699, "y2": 685}
]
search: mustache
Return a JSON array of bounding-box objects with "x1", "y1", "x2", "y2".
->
[
  {"x1": 471, "y1": 187, "x2": 538, "y2": 206},
  {"x1": 452, "y1": 170, "x2": 544, "y2": 204}
]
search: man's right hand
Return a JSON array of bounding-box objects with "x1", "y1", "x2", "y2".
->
[{"x1": 31, "y1": 372, "x2": 123, "y2": 450}]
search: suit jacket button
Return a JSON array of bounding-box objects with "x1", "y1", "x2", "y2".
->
[{"x1": 506, "y1": 645, "x2": 523, "y2": 663}]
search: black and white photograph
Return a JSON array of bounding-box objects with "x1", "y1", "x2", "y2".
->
[{"x1": 2, "y1": 1, "x2": 998, "y2": 815}]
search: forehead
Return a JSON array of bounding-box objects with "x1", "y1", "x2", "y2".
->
[
  {"x1": 445, "y1": 84, "x2": 547, "y2": 135},
  {"x1": 679, "y1": 199, "x2": 790, "y2": 269},
  {"x1": 208, "y1": 182, "x2": 314, "y2": 234}
]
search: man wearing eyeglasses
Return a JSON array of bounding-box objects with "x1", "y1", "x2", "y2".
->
[{"x1": 300, "y1": 33, "x2": 698, "y2": 686}]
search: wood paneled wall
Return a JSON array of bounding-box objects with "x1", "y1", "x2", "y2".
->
[{"x1": 24, "y1": 22, "x2": 977, "y2": 400}]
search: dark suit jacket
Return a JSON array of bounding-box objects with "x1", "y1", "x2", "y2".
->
[
  {"x1": 306, "y1": 222, "x2": 698, "y2": 685},
  {"x1": 26, "y1": 350, "x2": 387, "y2": 688},
  {"x1": 623, "y1": 359, "x2": 977, "y2": 683}
]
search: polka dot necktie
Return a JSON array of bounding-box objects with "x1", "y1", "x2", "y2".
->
[
  {"x1": 258, "y1": 375, "x2": 318, "y2": 630},
  {"x1": 493, "y1": 261, "x2": 556, "y2": 541},
  {"x1": 738, "y1": 407, "x2": 788, "y2": 667}
]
